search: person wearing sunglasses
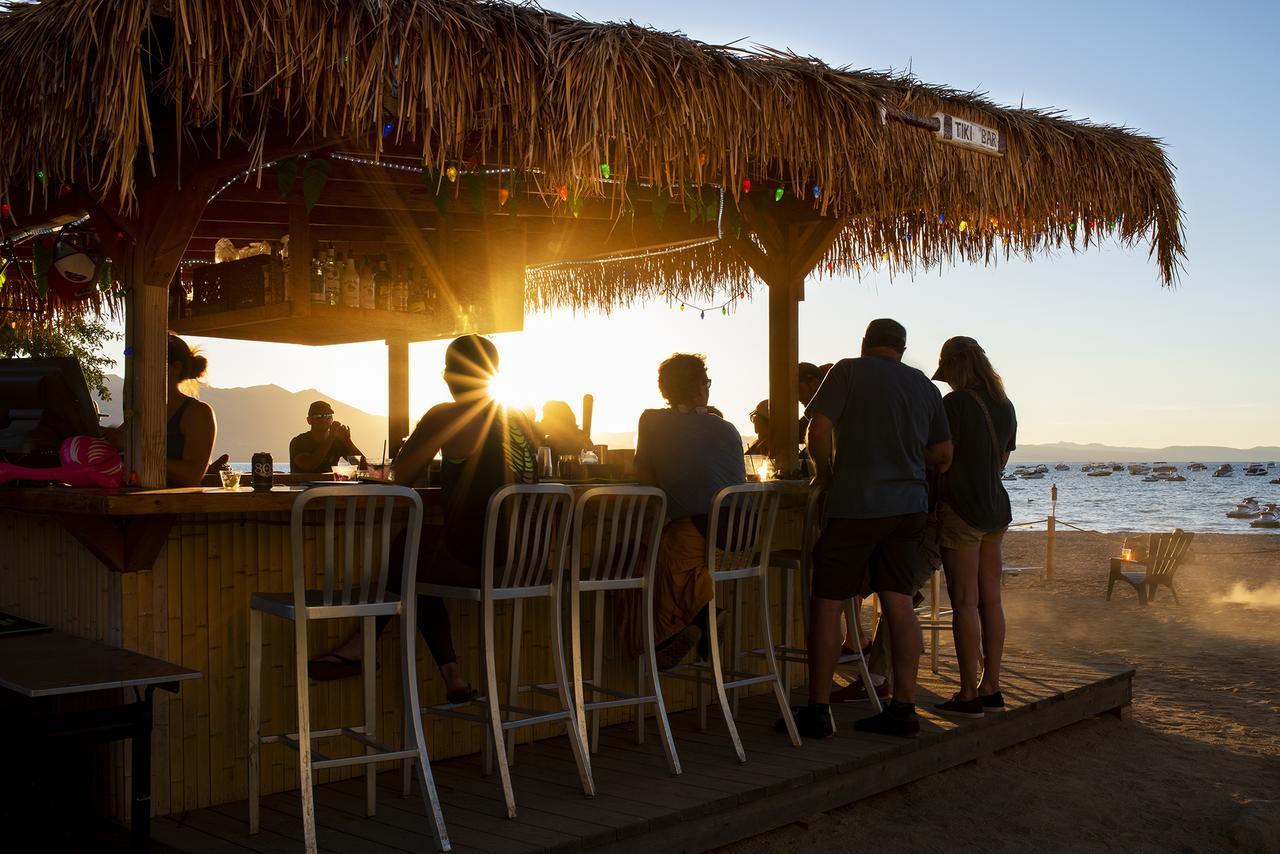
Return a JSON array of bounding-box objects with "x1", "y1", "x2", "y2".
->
[{"x1": 288, "y1": 400, "x2": 364, "y2": 473}]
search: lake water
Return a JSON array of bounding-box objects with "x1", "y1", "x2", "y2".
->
[
  {"x1": 1005, "y1": 463, "x2": 1280, "y2": 533},
  {"x1": 229, "y1": 460, "x2": 1280, "y2": 534}
]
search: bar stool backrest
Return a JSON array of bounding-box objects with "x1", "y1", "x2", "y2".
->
[
  {"x1": 706, "y1": 482, "x2": 780, "y2": 576},
  {"x1": 571, "y1": 486, "x2": 667, "y2": 589},
  {"x1": 484, "y1": 484, "x2": 575, "y2": 592},
  {"x1": 289, "y1": 485, "x2": 424, "y2": 611}
]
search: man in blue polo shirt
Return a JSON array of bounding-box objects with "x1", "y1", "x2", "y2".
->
[{"x1": 782, "y1": 318, "x2": 952, "y2": 739}]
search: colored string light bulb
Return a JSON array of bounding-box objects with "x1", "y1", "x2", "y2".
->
[
  {"x1": 742, "y1": 179, "x2": 751, "y2": 194},
  {"x1": 700, "y1": 311, "x2": 705, "y2": 320},
  {"x1": 812, "y1": 185, "x2": 821, "y2": 199},
  {"x1": 558, "y1": 185, "x2": 569, "y2": 201},
  {"x1": 722, "y1": 307, "x2": 727, "y2": 316},
  {"x1": 938, "y1": 213, "x2": 945, "y2": 223},
  {"x1": 1, "y1": 202, "x2": 9, "y2": 218},
  {"x1": 774, "y1": 187, "x2": 784, "y2": 202},
  {"x1": 36, "y1": 169, "x2": 45, "y2": 182},
  {"x1": 959, "y1": 220, "x2": 968, "y2": 232},
  {"x1": 445, "y1": 166, "x2": 458, "y2": 183},
  {"x1": 679, "y1": 304, "x2": 685, "y2": 311},
  {"x1": 498, "y1": 188, "x2": 510, "y2": 206},
  {"x1": 600, "y1": 163, "x2": 611, "y2": 179},
  {"x1": 882, "y1": 252, "x2": 889, "y2": 261},
  {"x1": 699, "y1": 151, "x2": 707, "y2": 166},
  {"x1": 382, "y1": 121, "x2": 394, "y2": 138}
]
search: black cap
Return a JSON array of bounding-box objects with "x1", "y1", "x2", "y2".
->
[
  {"x1": 307, "y1": 400, "x2": 335, "y2": 417},
  {"x1": 863, "y1": 318, "x2": 907, "y2": 351},
  {"x1": 798, "y1": 362, "x2": 824, "y2": 383},
  {"x1": 932, "y1": 336, "x2": 984, "y2": 381}
]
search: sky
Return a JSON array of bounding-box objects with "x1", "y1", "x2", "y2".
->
[{"x1": 124, "y1": 0, "x2": 1280, "y2": 449}]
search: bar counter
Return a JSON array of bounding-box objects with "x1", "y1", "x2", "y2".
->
[{"x1": 0, "y1": 482, "x2": 802, "y2": 823}]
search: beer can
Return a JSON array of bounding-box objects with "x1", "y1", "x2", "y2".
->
[{"x1": 251, "y1": 451, "x2": 274, "y2": 491}]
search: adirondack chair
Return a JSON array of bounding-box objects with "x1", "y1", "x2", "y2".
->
[{"x1": 1106, "y1": 529, "x2": 1194, "y2": 605}]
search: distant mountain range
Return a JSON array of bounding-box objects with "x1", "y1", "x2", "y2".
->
[
  {"x1": 1011, "y1": 442, "x2": 1280, "y2": 463},
  {"x1": 100, "y1": 375, "x2": 390, "y2": 464},
  {"x1": 97, "y1": 376, "x2": 642, "y2": 463}
]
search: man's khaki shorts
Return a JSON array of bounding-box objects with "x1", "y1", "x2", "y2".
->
[{"x1": 936, "y1": 502, "x2": 1006, "y2": 550}]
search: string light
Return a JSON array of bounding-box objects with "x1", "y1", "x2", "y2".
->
[
  {"x1": 742, "y1": 179, "x2": 751, "y2": 194},
  {"x1": 600, "y1": 163, "x2": 611, "y2": 179},
  {"x1": 498, "y1": 188, "x2": 510, "y2": 206},
  {"x1": 446, "y1": 166, "x2": 459, "y2": 183},
  {"x1": 526, "y1": 238, "x2": 720, "y2": 274},
  {"x1": 774, "y1": 187, "x2": 784, "y2": 202}
]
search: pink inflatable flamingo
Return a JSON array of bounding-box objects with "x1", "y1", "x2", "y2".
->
[{"x1": 0, "y1": 436, "x2": 126, "y2": 488}]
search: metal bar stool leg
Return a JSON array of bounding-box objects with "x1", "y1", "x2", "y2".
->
[
  {"x1": 401, "y1": 603, "x2": 452, "y2": 851},
  {"x1": 478, "y1": 602, "x2": 494, "y2": 779},
  {"x1": 644, "y1": 581, "x2": 681, "y2": 774},
  {"x1": 635, "y1": 656, "x2": 646, "y2": 745},
  {"x1": 780, "y1": 565, "x2": 794, "y2": 697},
  {"x1": 505, "y1": 600, "x2": 524, "y2": 766},
  {"x1": 482, "y1": 594, "x2": 518, "y2": 817},
  {"x1": 291, "y1": 619, "x2": 319, "y2": 854},
  {"x1": 569, "y1": 584, "x2": 589, "y2": 751},
  {"x1": 730, "y1": 578, "x2": 745, "y2": 717},
  {"x1": 758, "y1": 572, "x2": 800, "y2": 746},
  {"x1": 362, "y1": 615, "x2": 377, "y2": 817},
  {"x1": 590, "y1": 591, "x2": 605, "y2": 752},
  {"x1": 931, "y1": 569, "x2": 942, "y2": 674},
  {"x1": 247, "y1": 608, "x2": 262, "y2": 835},
  {"x1": 704, "y1": 591, "x2": 746, "y2": 763},
  {"x1": 549, "y1": 589, "x2": 596, "y2": 798}
]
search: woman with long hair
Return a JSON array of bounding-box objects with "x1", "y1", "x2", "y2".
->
[
  {"x1": 165, "y1": 333, "x2": 217, "y2": 487},
  {"x1": 930, "y1": 337, "x2": 1017, "y2": 718}
]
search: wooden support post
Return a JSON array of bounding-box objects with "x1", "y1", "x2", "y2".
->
[
  {"x1": 767, "y1": 276, "x2": 802, "y2": 477},
  {"x1": 287, "y1": 192, "x2": 312, "y2": 308},
  {"x1": 123, "y1": 250, "x2": 168, "y2": 488},
  {"x1": 387, "y1": 341, "x2": 410, "y2": 458},
  {"x1": 1046, "y1": 483, "x2": 1058, "y2": 580}
]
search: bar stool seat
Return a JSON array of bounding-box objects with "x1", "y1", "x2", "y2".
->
[{"x1": 249, "y1": 590, "x2": 403, "y2": 620}]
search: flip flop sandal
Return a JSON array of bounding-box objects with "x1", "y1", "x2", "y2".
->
[{"x1": 445, "y1": 686, "x2": 479, "y2": 706}]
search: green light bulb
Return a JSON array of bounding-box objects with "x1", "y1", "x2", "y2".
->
[{"x1": 774, "y1": 187, "x2": 784, "y2": 202}]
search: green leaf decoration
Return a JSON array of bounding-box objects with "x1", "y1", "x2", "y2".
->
[
  {"x1": 302, "y1": 157, "x2": 331, "y2": 212},
  {"x1": 652, "y1": 189, "x2": 670, "y2": 228},
  {"x1": 276, "y1": 156, "x2": 298, "y2": 198}
]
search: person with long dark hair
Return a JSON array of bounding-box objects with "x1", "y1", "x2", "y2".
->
[
  {"x1": 164, "y1": 333, "x2": 217, "y2": 487},
  {"x1": 930, "y1": 337, "x2": 1017, "y2": 718}
]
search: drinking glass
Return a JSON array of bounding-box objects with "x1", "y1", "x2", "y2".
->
[
  {"x1": 219, "y1": 469, "x2": 242, "y2": 490},
  {"x1": 331, "y1": 463, "x2": 357, "y2": 481},
  {"x1": 536, "y1": 446, "x2": 554, "y2": 479}
]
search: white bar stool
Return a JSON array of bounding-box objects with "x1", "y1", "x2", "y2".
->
[
  {"x1": 664, "y1": 483, "x2": 801, "y2": 762},
  {"x1": 566, "y1": 486, "x2": 681, "y2": 774},
  {"x1": 762, "y1": 485, "x2": 881, "y2": 712},
  {"x1": 415, "y1": 484, "x2": 593, "y2": 819},
  {"x1": 248, "y1": 486, "x2": 449, "y2": 854}
]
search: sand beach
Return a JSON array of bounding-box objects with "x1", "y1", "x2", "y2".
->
[{"x1": 726, "y1": 531, "x2": 1280, "y2": 853}]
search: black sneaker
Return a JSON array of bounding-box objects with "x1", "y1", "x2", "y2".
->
[
  {"x1": 775, "y1": 704, "x2": 834, "y2": 739},
  {"x1": 853, "y1": 701, "x2": 921, "y2": 738},
  {"x1": 979, "y1": 691, "x2": 1007, "y2": 712},
  {"x1": 933, "y1": 694, "x2": 985, "y2": 720}
]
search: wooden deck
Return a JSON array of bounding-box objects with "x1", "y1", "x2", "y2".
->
[{"x1": 150, "y1": 656, "x2": 1132, "y2": 853}]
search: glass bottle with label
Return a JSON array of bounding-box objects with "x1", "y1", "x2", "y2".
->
[
  {"x1": 375, "y1": 256, "x2": 392, "y2": 311},
  {"x1": 358, "y1": 256, "x2": 376, "y2": 309},
  {"x1": 323, "y1": 245, "x2": 341, "y2": 306},
  {"x1": 407, "y1": 266, "x2": 426, "y2": 313},
  {"x1": 341, "y1": 251, "x2": 360, "y2": 308},
  {"x1": 392, "y1": 258, "x2": 409, "y2": 312},
  {"x1": 310, "y1": 245, "x2": 326, "y2": 303}
]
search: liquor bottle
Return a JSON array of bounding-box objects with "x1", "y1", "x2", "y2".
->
[
  {"x1": 278, "y1": 235, "x2": 290, "y2": 302},
  {"x1": 375, "y1": 256, "x2": 392, "y2": 311},
  {"x1": 323, "y1": 245, "x2": 341, "y2": 306},
  {"x1": 392, "y1": 257, "x2": 409, "y2": 312},
  {"x1": 407, "y1": 266, "x2": 426, "y2": 313},
  {"x1": 310, "y1": 245, "x2": 325, "y2": 303},
  {"x1": 341, "y1": 251, "x2": 360, "y2": 308},
  {"x1": 358, "y1": 256, "x2": 376, "y2": 310}
]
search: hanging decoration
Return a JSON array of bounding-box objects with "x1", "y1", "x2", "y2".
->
[
  {"x1": 446, "y1": 166, "x2": 459, "y2": 183},
  {"x1": 47, "y1": 221, "x2": 106, "y2": 302},
  {"x1": 600, "y1": 163, "x2": 611, "y2": 179},
  {"x1": 774, "y1": 187, "x2": 784, "y2": 202},
  {"x1": 741, "y1": 179, "x2": 751, "y2": 194}
]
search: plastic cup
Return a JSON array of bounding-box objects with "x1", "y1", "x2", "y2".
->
[
  {"x1": 219, "y1": 469, "x2": 242, "y2": 490},
  {"x1": 331, "y1": 464, "x2": 357, "y2": 481}
]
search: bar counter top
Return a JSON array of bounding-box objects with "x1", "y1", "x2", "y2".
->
[{"x1": 0, "y1": 484, "x2": 444, "y2": 516}]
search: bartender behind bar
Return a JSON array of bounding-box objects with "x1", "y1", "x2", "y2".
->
[{"x1": 288, "y1": 400, "x2": 364, "y2": 473}]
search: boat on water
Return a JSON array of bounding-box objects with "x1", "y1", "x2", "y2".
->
[
  {"x1": 1214, "y1": 464, "x2": 1234, "y2": 477},
  {"x1": 1022, "y1": 472, "x2": 1045, "y2": 480},
  {"x1": 1128, "y1": 463, "x2": 1152, "y2": 475},
  {"x1": 1244, "y1": 463, "x2": 1267, "y2": 476},
  {"x1": 1227, "y1": 498, "x2": 1261, "y2": 519},
  {"x1": 1188, "y1": 462, "x2": 1208, "y2": 472},
  {"x1": 1054, "y1": 463, "x2": 1070, "y2": 471},
  {"x1": 1087, "y1": 468, "x2": 1113, "y2": 477},
  {"x1": 1152, "y1": 464, "x2": 1178, "y2": 474},
  {"x1": 1250, "y1": 506, "x2": 1280, "y2": 529},
  {"x1": 1271, "y1": 477, "x2": 1280, "y2": 485},
  {"x1": 1111, "y1": 463, "x2": 1124, "y2": 472}
]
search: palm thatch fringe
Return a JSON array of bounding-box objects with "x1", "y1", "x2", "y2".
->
[{"x1": 0, "y1": 0, "x2": 1183, "y2": 318}]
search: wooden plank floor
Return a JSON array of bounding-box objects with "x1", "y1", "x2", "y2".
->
[{"x1": 151, "y1": 655, "x2": 1132, "y2": 853}]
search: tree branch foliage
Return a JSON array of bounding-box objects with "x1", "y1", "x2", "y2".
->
[{"x1": 0, "y1": 317, "x2": 120, "y2": 400}]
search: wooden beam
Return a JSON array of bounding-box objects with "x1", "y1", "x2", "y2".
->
[
  {"x1": 768, "y1": 273, "x2": 802, "y2": 477},
  {"x1": 123, "y1": 254, "x2": 168, "y2": 488},
  {"x1": 286, "y1": 192, "x2": 312, "y2": 304},
  {"x1": 387, "y1": 341, "x2": 410, "y2": 458}
]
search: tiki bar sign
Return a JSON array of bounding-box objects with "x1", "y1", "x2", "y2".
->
[{"x1": 934, "y1": 112, "x2": 1005, "y2": 157}]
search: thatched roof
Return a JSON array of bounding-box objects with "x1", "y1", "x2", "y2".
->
[{"x1": 0, "y1": 0, "x2": 1183, "y2": 319}]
